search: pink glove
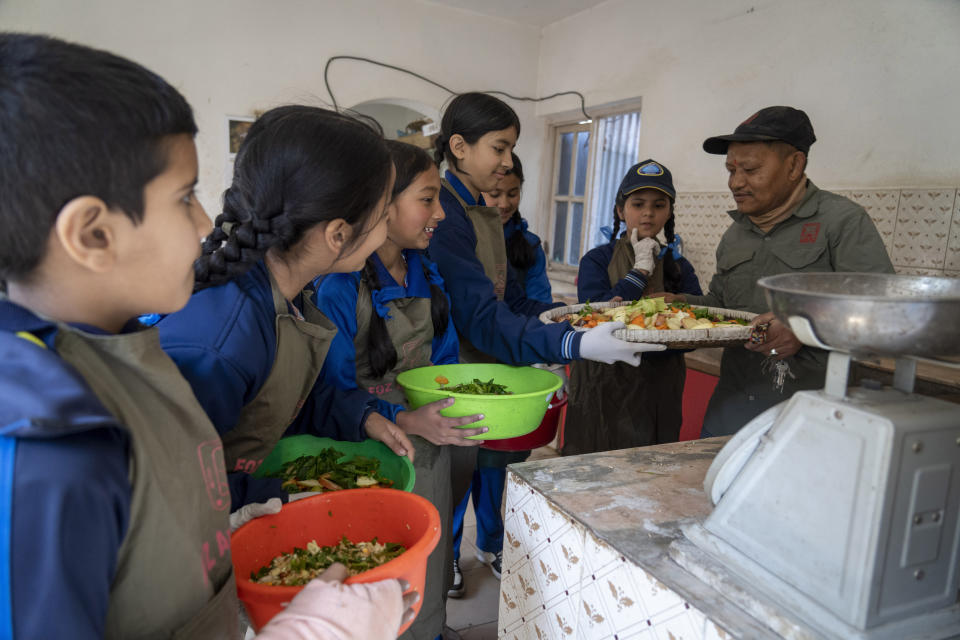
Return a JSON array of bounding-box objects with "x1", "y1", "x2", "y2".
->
[{"x1": 255, "y1": 565, "x2": 417, "y2": 640}]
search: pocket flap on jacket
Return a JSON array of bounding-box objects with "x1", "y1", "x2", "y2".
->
[
  {"x1": 771, "y1": 243, "x2": 827, "y2": 269},
  {"x1": 717, "y1": 248, "x2": 755, "y2": 272}
]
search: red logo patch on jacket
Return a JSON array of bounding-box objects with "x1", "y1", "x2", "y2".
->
[{"x1": 799, "y1": 222, "x2": 820, "y2": 244}]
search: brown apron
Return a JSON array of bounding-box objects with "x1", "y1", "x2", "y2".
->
[
  {"x1": 442, "y1": 179, "x2": 506, "y2": 366},
  {"x1": 340, "y1": 277, "x2": 451, "y2": 640},
  {"x1": 562, "y1": 234, "x2": 685, "y2": 456},
  {"x1": 221, "y1": 268, "x2": 338, "y2": 473},
  {"x1": 54, "y1": 325, "x2": 238, "y2": 640},
  {"x1": 441, "y1": 179, "x2": 510, "y2": 587}
]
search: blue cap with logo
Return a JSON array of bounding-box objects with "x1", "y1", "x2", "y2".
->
[{"x1": 617, "y1": 159, "x2": 675, "y2": 201}]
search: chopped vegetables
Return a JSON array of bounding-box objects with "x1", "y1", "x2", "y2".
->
[
  {"x1": 251, "y1": 536, "x2": 406, "y2": 585},
  {"x1": 267, "y1": 448, "x2": 394, "y2": 494},
  {"x1": 438, "y1": 377, "x2": 512, "y2": 395},
  {"x1": 555, "y1": 297, "x2": 749, "y2": 330}
]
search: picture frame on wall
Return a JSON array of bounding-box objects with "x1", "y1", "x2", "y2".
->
[
  {"x1": 227, "y1": 116, "x2": 254, "y2": 155},
  {"x1": 225, "y1": 115, "x2": 255, "y2": 188}
]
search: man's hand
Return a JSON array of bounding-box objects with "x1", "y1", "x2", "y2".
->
[
  {"x1": 645, "y1": 291, "x2": 685, "y2": 304},
  {"x1": 744, "y1": 312, "x2": 802, "y2": 360},
  {"x1": 364, "y1": 413, "x2": 416, "y2": 462},
  {"x1": 395, "y1": 398, "x2": 487, "y2": 446}
]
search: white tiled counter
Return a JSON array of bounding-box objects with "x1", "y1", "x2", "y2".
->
[{"x1": 498, "y1": 439, "x2": 783, "y2": 640}]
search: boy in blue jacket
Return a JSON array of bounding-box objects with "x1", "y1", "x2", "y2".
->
[{"x1": 0, "y1": 33, "x2": 412, "y2": 640}]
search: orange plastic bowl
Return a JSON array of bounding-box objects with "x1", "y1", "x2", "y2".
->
[{"x1": 231, "y1": 488, "x2": 441, "y2": 635}]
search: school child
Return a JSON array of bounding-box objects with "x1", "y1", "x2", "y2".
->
[
  {"x1": 311, "y1": 140, "x2": 486, "y2": 640},
  {"x1": 427, "y1": 92, "x2": 665, "y2": 590},
  {"x1": 487, "y1": 154, "x2": 552, "y2": 303},
  {"x1": 561, "y1": 160, "x2": 703, "y2": 455},
  {"x1": 154, "y1": 105, "x2": 415, "y2": 510},
  {"x1": 0, "y1": 33, "x2": 412, "y2": 640},
  {"x1": 448, "y1": 153, "x2": 552, "y2": 595}
]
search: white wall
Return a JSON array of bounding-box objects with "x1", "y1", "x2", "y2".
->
[
  {"x1": 536, "y1": 0, "x2": 960, "y2": 194},
  {"x1": 0, "y1": 0, "x2": 545, "y2": 218}
]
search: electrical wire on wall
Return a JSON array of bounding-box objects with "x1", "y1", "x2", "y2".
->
[{"x1": 323, "y1": 55, "x2": 592, "y2": 121}]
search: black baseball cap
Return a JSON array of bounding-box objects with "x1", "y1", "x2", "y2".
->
[
  {"x1": 703, "y1": 106, "x2": 816, "y2": 155},
  {"x1": 617, "y1": 159, "x2": 675, "y2": 200}
]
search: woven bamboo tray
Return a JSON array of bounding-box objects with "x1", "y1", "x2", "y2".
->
[{"x1": 539, "y1": 300, "x2": 757, "y2": 349}]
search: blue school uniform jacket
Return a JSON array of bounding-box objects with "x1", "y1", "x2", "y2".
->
[
  {"x1": 502, "y1": 216, "x2": 552, "y2": 304},
  {"x1": 0, "y1": 300, "x2": 128, "y2": 639},
  {"x1": 154, "y1": 262, "x2": 377, "y2": 503},
  {"x1": 311, "y1": 251, "x2": 459, "y2": 422},
  {"x1": 577, "y1": 237, "x2": 703, "y2": 302},
  {"x1": 428, "y1": 171, "x2": 579, "y2": 365}
]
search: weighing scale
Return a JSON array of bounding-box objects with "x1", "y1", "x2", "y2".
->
[{"x1": 678, "y1": 273, "x2": 960, "y2": 639}]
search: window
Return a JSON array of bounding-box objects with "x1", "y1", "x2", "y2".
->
[{"x1": 546, "y1": 109, "x2": 642, "y2": 269}]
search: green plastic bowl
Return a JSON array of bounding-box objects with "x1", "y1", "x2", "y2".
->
[
  {"x1": 395, "y1": 364, "x2": 563, "y2": 440},
  {"x1": 254, "y1": 435, "x2": 415, "y2": 492}
]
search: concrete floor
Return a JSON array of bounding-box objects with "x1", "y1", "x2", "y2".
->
[{"x1": 445, "y1": 445, "x2": 560, "y2": 639}]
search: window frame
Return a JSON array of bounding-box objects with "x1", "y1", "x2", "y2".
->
[
  {"x1": 547, "y1": 122, "x2": 594, "y2": 274},
  {"x1": 540, "y1": 98, "x2": 644, "y2": 280}
]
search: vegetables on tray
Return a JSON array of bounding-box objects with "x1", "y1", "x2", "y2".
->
[
  {"x1": 555, "y1": 297, "x2": 750, "y2": 330},
  {"x1": 438, "y1": 378, "x2": 512, "y2": 395},
  {"x1": 267, "y1": 448, "x2": 394, "y2": 493},
  {"x1": 251, "y1": 536, "x2": 406, "y2": 585}
]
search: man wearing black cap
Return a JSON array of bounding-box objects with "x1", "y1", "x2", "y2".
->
[{"x1": 662, "y1": 106, "x2": 894, "y2": 436}]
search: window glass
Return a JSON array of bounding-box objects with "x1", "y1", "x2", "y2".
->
[
  {"x1": 552, "y1": 201, "x2": 568, "y2": 263},
  {"x1": 573, "y1": 132, "x2": 590, "y2": 196},
  {"x1": 556, "y1": 132, "x2": 573, "y2": 196},
  {"x1": 568, "y1": 202, "x2": 584, "y2": 265}
]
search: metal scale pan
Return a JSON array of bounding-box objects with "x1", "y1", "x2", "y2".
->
[
  {"x1": 681, "y1": 273, "x2": 960, "y2": 640},
  {"x1": 759, "y1": 271, "x2": 960, "y2": 359}
]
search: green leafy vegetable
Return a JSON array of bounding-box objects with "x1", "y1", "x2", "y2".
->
[
  {"x1": 439, "y1": 378, "x2": 512, "y2": 395},
  {"x1": 267, "y1": 448, "x2": 394, "y2": 493},
  {"x1": 252, "y1": 536, "x2": 406, "y2": 585}
]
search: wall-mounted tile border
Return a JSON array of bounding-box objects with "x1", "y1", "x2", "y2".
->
[{"x1": 675, "y1": 187, "x2": 960, "y2": 291}]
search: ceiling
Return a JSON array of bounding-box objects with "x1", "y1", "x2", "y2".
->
[{"x1": 422, "y1": 0, "x2": 610, "y2": 27}]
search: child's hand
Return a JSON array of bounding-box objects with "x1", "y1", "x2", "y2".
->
[
  {"x1": 645, "y1": 291, "x2": 685, "y2": 304},
  {"x1": 395, "y1": 398, "x2": 487, "y2": 446},
  {"x1": 255, "y1": 562, "x2": 420, "y2": 639},
  {"x1": 363, "y1": 412, "x2": 416, "y2": 462},
  {"x1": 228, "y1": 497, "x2": 282, "y2": 531}
]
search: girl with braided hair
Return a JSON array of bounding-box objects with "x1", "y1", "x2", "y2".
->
[
  {"x1": 429, "y1": 92, "x2": 664, "y2": 592},
  {"x1": 561, "y1": 159, "x2": 703, "y2": 456},
  {"x1": 484, "y1": 153, "x2": 552, "y2": 303},
  {"x1": 311, "y1": 140, "x2": 485, "y2": 639},
  {"x1": 155, "y1": 106, "x2": 414, "y2": 511}
]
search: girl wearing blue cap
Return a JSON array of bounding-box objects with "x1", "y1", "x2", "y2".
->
[{"x1": 561, "y1": 160, "x2": 703, "y2": 455}]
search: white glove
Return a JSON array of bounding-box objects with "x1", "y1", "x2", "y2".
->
[
  {"x1": 630, "y1": 229, "x2": 659, "y2": 274},
  {"x1": 579, "y1": 321, "x2": 666, "y2": 366},
  {"x1": 255, "y1": 569, "x2": 415, "y2": 640},
  {"x1": 287, "y1": 491, "x2": 318, "y2": 502},
  {"x1": 229, "y1": 497, "x2": 283, "y2": 531}
]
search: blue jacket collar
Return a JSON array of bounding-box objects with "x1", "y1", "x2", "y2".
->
[
  {"x1": 0, "y1": 300, "x2": 120, "y2": 439},
  {"x1": 368, "y1": 250, "x2": 442, "y2": 319},
  {"x1": 444, "y1": 170, "x2": 486, "y2": 207},
  {"x1": 502, "y1": 215, "x2": 528, "y2": 237}
]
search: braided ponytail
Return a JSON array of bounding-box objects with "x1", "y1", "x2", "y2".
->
[
  {"x1": 661, "y1": 205, "x2": 684, "y2": 292},
  {"x1": 194, "y1": 105, "x2": 392, "y2": 290},
  {"x1": 611, "y1": 192, "x2": 627, "y2": 241},
  {"x1": 362, "y1": 259, "x2": 398, "y2": 379}
]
